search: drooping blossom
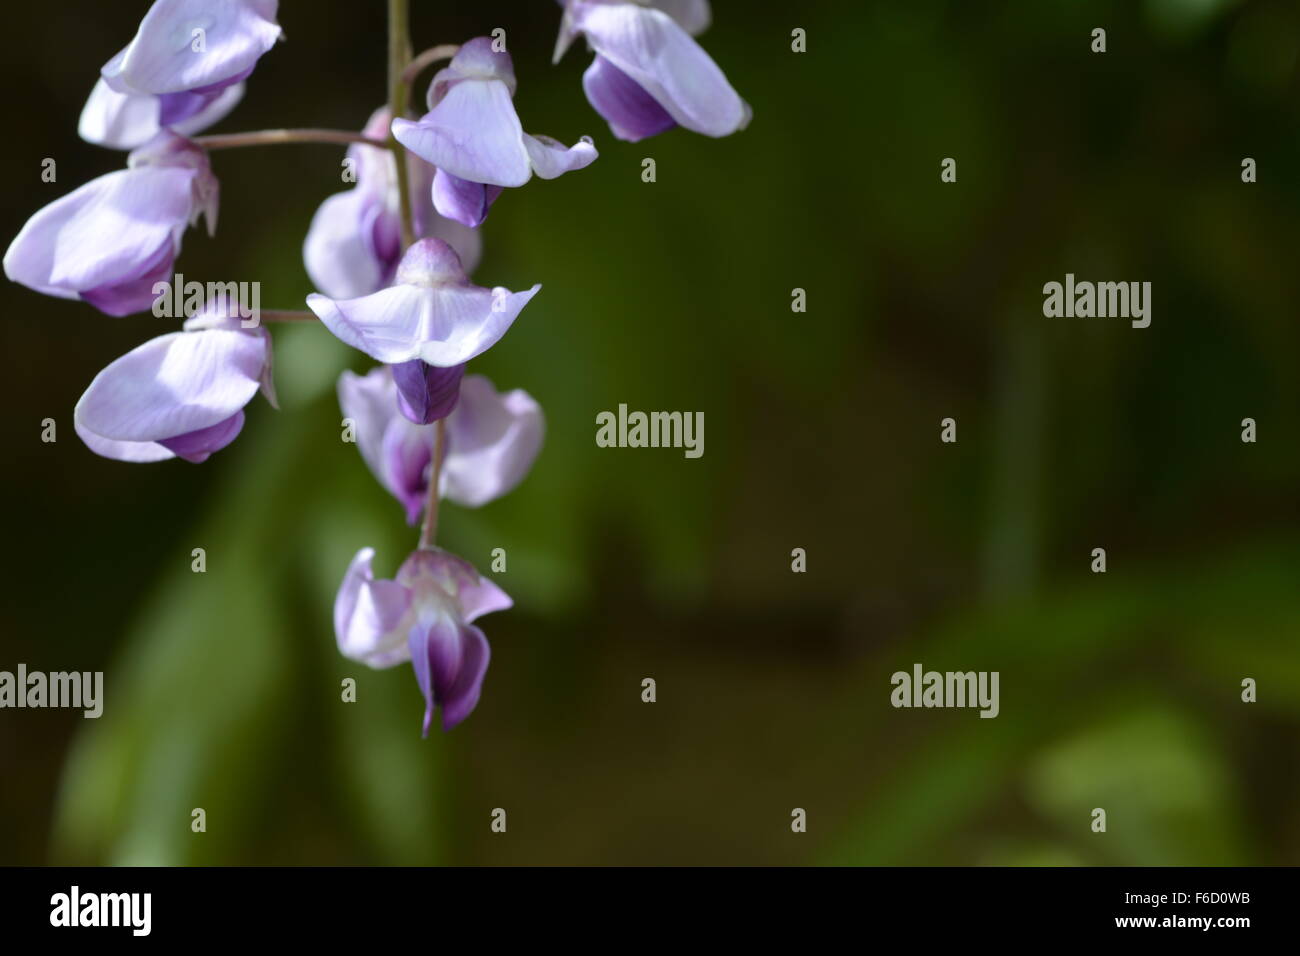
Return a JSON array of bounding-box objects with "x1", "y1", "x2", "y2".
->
[
  {"x1": 81, "y1": 0, "x2": 282, "y2": 149},
  {"x1": 80, "y1": 79, "x2": 245, "y2": 151},
  {"x1": 307, "y1": 236, "x2": 538, "y2": 374},
  {"x1": 553, "y1": 0, "x2": 750, "y2": 142},
  {"x1": 74, "y1": 305, "x2": 274, "y2": 463},
  {"x1": 304, "y1": 108, "x2": 482, "y2": 301},
  {"x1": 4, "y1": 131, "x2": 218, "y2": 316},
  {"x1": 339, "y1": 367, "x2": 544, "y2": 523},
  {"x1": 335, "y1": 546, "x2": 511, "y2": 733},
  {"x1": 81, "y1": 0, "x2": 280, "y2": 150},
  {"x1": 392, "y1": 37, "x2": 598, "y2": 228}
]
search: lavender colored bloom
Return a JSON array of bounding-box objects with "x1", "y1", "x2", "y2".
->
[
  {"x1": 74, "y1": 306, "x2": 274, "y2": 463},
  {"x1": 82, "y1": 0, "x2": 282, "y2": 149},
  {"x1": 306, "y1": 237, "x2": 538, "y2": 366},
  {"x1": 4, "y1": 131, "x2": 218, "y2": 316},
  {"x1": 303, "y1": 108, "x2": 481, "y2": 301},
  {"x1": 338, "y1": 367, "x2": 544, "y2": 523},
  {"x1": 335, "y1": 546, "x2": 511, "y2": 733},
  {"x1": 392, "y1": 37, "x2": 598, "y2": 228},
  {"x1": 554, "y1": 0, "x2": 750, "y2": 142},
  {"x1": 80, "y1": 78, "x2": 245, "y2": 151}
]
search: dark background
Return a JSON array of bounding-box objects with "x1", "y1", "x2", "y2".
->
[{"x1": 2, "y1": 0, "x2": 1299, "y2": 865}]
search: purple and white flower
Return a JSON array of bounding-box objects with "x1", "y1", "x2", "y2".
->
[
  {"x1": 303, "y1": 108, "x2": 481, "y2": 301},
  {"x1": 81, "y1": 0, "x2": 282, "y2": 149},
  {"x1": 339, "y1": 367, "x2": 544, "y2": 522},
  {"x1": 4, "y1": 131, "x2": 218, "y2": 316},
  {"x1": 74, "y1": 306, "x2": 274, "y2": 463},
  {"x1": 554, "y1": 0, "x2": 749, "y2": 142},
  {"x1": 392, "y1": 37, "x2": 598, "y2": 228},
  {"x1": 335, "y1": 546, "x2": 511, "y2": 733},
  {"x1": 307, "y1": 237, "x2": 538, "y2": 368}
]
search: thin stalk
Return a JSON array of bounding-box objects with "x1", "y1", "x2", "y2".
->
[
  {"x1": 388, "y1": 0, "x2": 416, "y2": 248},
  {"x1": 419, "y1": 420, "x2": 446, "y2": 550},
  {"x1": 194, "y1": 129, "x2": 386, "y2": 150}
]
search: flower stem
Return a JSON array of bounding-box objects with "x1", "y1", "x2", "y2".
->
[
  {"x1": 193, "y1": 129, "x2": 386, "y2": 150},
  {"x1": 388, "y1": 0, "x2": 416, "y2": 249},
  {"x1": 258, "y1": 310, "x2": 319, "y2": 323},
  {"x1": 419, "y1": 420, "x2": 446, "y2": 550},
  {"x1": 401, "y1": 44, "x2": 460, "y2": 92}
]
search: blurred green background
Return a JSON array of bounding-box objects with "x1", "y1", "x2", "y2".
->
[{"x1": 2, "y1": 0, "x2": 1299, "y2": 865}]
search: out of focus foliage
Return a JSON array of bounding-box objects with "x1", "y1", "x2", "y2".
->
[{"x1": 1, "y1": 0, "x2": 1297, "y2": 864}]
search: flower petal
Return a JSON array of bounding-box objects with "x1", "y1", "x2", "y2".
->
[
  {"x1": 381, "y1": 414, "x2": 434, "y2": 525},
  {"x1": 108, "y1": 0, "x2": 282, "y2": 96},
  {"x1": 308, "y1": 282, "x2": 539, "y2": 366},
  {"x1": 439, "y1": 623, "x2": 490, "y2": 730},
  {"x1": 431, "y1": 169, "x2": 501, "y2": 229},
  {"x1": 408, "y1": 612, "x2": 465, "y2": 737},
  {"x1": 582, "y1": 56, "x2": 676, "y2": 142},
  {"x1": 571, "y1": 1, "x2": 750, "y2": 138},
  {"x1": 335, "y1": 547, "x2": 413, "y2": 668},
  {"x1": 4, "y1": 166, "x2": 192, "y2": 310},
  {"x1": 157, "y1": 409, "x2": 245, "y2": 463},
  {"x1": 337, "y1": 366, "x2": 400, "y2": 482},
  {"x1": 649, "y1": 0, "x2": 712, "y2": 36},
  {"x1": 392, "y1": 359, "x2": 465, "y2": 425},
  {"x1": 392, "y1": 78, "x2": 532, "y2": 187},
  {"x1": 442, "y1": 375, "x2": 544, "y2": 508},
  {"x1": 74, "y1": 328, "x2": 267, "y2": 446},
  {"x1": 522, "y1": 133, "x2": 599, "y2": 180},
  {"x1": 303, "y1": 188, "x2": 389, "y2": 299}
]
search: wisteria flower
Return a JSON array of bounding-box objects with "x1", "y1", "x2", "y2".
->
[
  {"x1": 4, "y1": 131, "x2": 218, "y2": 316},
  {"x1": 339, "y1": 367, "x2": 544, "y2": 522},
  {"x1": 303, "y1": 108, "x2": 481, "y2": 300},
  {"x1": 307, "y1": 237, "x2": 539, "y2": 367},
  {"x1": 554, "y1": 0, "x2": 750, "y2": 142},
  {"x1": 335, "y1": 546, "x2": 511, "y2": 733},
  {"x1": 392, "y1": 37, "x2": 598, "y2": 228},
  {"x1": 79, "y1": 77, "x2": 245, "y2": 151},
  {"x1": 74, "y1": 306, "x2": 274, "y2": 463},
  {"x1": 81, "y1": 0, "x2": 281, "y2": 149}
]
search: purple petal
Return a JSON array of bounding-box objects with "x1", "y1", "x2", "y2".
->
[
  {"x1": 157, "y1": 409, "x2": 245, "y2": 463},
  {"x1": 408, "y1": 612, "x2": 466, "y2": 737},
  {"x1": 106, "y1": 0, "x2": 282, "y2": 96},
  {"x1": 442, "y1": 375, "x2": 545, "y2": 508},
  {"x1": 431, "y1": 169, "x2": 503, "y2": 229},
  {"x1": 439, "y1": 624, "x2": 490, "y2": 730},
  {"x1": 307, "y1": 240, "x2": 539, "y2": 366},
  {"x1": 337, "y1": 366, "x2": 402, "y2": 482},
  {"x1": 335, "y1": 547, "x2": 413, "y2": 667},
  {"x1": 392, "y1": 359, "x2": 465, "y2": 425},
  {"x1": 303, "y1": 188, "x2": 390, "y2": 299},
  {"x1": 582, "y1": 56, "x2": 676, "y2": 142},
  {"x1": 78, "y1": 78, "x2": 242, "y2": 151},
  {"x1": 648, "y1": 0, "x2": 712, "y2": 35},
  {"x1": 4, "y1": 165, "x2": 193, "y2": 313},
  {"x1": 522, "y1": 132, "x2": 599, "y2": 179},
  {"x1": 425, "y1": 36, "x2": 518, "y2": 107},
  {"x1": 392, "y1": 79, "x2": 532, "y2": 187},
  {"x1": 381, "y1": 415, "x2": 434, "y2": 525},
  {"x1": 74, "y1": 327, "x2": 267, "y2": 461},
  {"x1": 571, "y1": 2, "x2": 750, "y2": 138}
]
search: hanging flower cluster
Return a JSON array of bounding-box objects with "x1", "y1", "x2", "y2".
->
[{"x1": 5, "y1": 0, "x2": 748, "y2": 734}]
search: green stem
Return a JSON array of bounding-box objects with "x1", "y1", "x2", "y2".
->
[
  {"x1": 388, "y1": 0, "x2": 416, "y2": 249},
  {"x1": 419, "y1": 420, "x2": 446, "y2": 550}
]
